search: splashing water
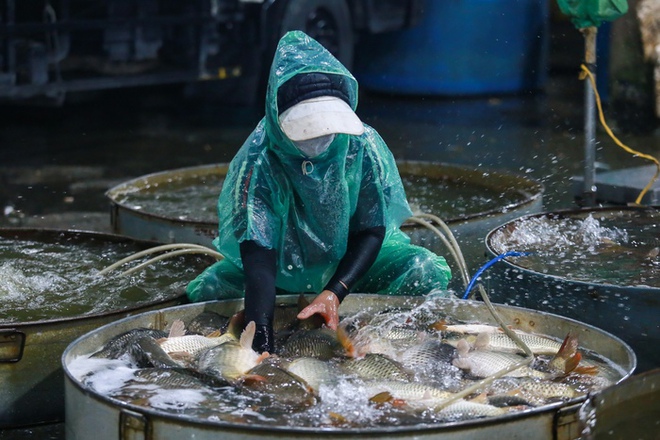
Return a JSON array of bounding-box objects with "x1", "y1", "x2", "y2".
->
[
  {"x1": 0, "y1": 237, "x2": 207, "y2": 322},
  {"x1": 490, "y1": 212, "x2": 659, "y2": 286}
]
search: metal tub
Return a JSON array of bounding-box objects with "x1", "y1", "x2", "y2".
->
[
  {"x1": 63, "y1": 294, "x2": 635, "y2": 440},
  {"x1": 0, "y1": 228, "x2": 210, "y2": 428},
  {"x1": 484, "y1": 207, "x2": 659, "y2": 372},
  {"x1": 578, "y1": 368, "x2": 660, "y2": 439},
  {"x1": 106, "y1": 161, "x2": 544, "y2": 282}
]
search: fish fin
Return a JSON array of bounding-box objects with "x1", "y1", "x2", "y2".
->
[
  {"x1": 227, "y1": 310, "x2": 245, "y2": 338},
  {"x1": 328, "y1": 412, "x2": 347, "y2": 424},
  {"x1": 168, "y1": 351, "x2": 193, "y2": 362},
  {"x1": 239, "y1": 374, "x2": 267, "y2": 386},
  {"x1": 168, "y1": 319, "x2": 186, "y2": 338},
  {"x1": 556, "y1": 332, "x2": 579, "y2": 359},
  {"x1": 336, "y1": 326, "x2": 357, "y2": 358},
  {"x1": 206, "y1": 330, "x2": 223, "y2": 338},
  {"x1": 549, "y1": 332, "x2": 581, "y2": 375},
  {"x1": 456, "y1": 338, "x2": 471, "y2": 356},
  {"x1": 469, "y1": 392, "x2": 489, "y2": 404},
  {"x1": 429, "y1": 319, "x2": 448, "y2": 331},
  {"x1": 369, "y1": 391, "x2": 394, "y2": 404},
  {"x1": 563, "y1": 352, "x2": 582, "y2": 375},
  {"x1": 573, "y1": 364, "x2": 599, "y2": 375},
  {"x1": 474, "y1": 332, "x2": 490, "y2": 349},
  {"x1": 256, "y1": 352, "x2": 270, "y2": 363},
  {"x1": 452, "y1": 358, "x2": 471, "y2": 370},
  {"x1": 369, "y1": 392, "x2": 407, "y2": 408},
  {"x1": 240, "y1": 321, "x2": 256, "y2": 349}
]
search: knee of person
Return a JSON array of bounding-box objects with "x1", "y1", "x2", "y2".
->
[{"x1": 407, "y1": 252, "x2": 451, "y2": 290}]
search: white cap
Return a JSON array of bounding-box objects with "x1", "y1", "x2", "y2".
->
[{"x1": 278, "y1": 96, "x2": 364, "y2": 141}]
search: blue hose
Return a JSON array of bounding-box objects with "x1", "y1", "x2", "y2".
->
[{"x1": 462, "y1": 251, "x2": 531, "y2": 300}]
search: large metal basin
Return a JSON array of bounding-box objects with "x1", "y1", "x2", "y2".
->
[
  {"x1": 0, "y1": 228, "x2": 211, "y2": 428},
  {"x1": 484, "y1": 207, "x2": 659, "y2": 372},
  {"x1": 578, "y1": 368, "x2": 660, "y2": 439},
  {"x1": 63, "y1": 294, "x2": 635, "y2": 440},
  {"x1": 106, "y1": 161, "x2": 544, "y2": 283}
]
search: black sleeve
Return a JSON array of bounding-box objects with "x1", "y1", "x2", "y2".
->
[
  {"x1": 240, "y1": 240, "x2": 276, "y2": 352},
  {"x1": 323, "y1": 226, "x2": 385, "y2": 303}
]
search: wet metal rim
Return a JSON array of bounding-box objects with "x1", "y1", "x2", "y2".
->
[
  {"x1": 484, "y1": 205, "x2": 660, "y2": 289},
  {"x1": 396, "y1": 160, "x2": 544, "y2": 223},
  {"x1": 484, "y1": 205, "x2": 659, "y2": 372},
  {"x1": 0, "y1": 228, "x2": 189, "y2": 327},
  {"x1": 105, "y1": 161, "x2": 544, "y2": 226},
  {"x1": 63, "y1": 295, "x2": 635, "y2": 439}
]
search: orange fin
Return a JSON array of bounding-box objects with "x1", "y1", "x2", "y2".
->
[
  {"x1": 369, "y1": 391, "x2": 394, "y2": 404},
  {"x1": 256, "y1": 352, "x2": 270, "y2": 363},
  {"x1": 574, "y1": 365, "x2": 599, "y2": 375},
  {"x1": 205, "y1": 330, "x2": 223, "y2": 338},
  {"x1": 240, "y1": 374, "x2": 267, "y2": 386},
  {"x1": 336, "y1": 326, "x2": 357, "y2": 358},
  {"x1": 430, "y1": 319, "x2": 448, "y2": 332}
]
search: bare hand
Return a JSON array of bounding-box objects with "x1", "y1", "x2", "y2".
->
[{"x1": 296, "y1": 290, "x2": 340, "y2": 330}]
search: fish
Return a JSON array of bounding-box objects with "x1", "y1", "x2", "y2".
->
[
  {"x1": 398, "y1": 340, "x2": 463, "y2": 388},
  {"x1": 351, "y1": 323, "x2": 427, "y2": 357},
  {"x1": 362, "y1": 379, "x2": 456, "y2": 404},
  {"x1": 433, "y1": 322, "x2": 509, "y2": 334},
  {"x1": 156, "y1": 319, "x2": 234, "y2": 366},
  {"x1": 279, "y1": 327, "x2": 354, "y2": 360},
  {"x1": 243, "y1": 359, "x2": 317, "y2": 407},
  {"x1": 91, "y1": 328, "x2": 168, "y2": 367},
  {"x1": 452, "y1": 339, "x2": 547, "y2": 379},
  {"x1": 546, "y1": 332, "x2": 595, "y2": 377},
  {"x1": 126, "y1": 367, "x2": 224, "y2": 390},
  {"x1": 285, "y1": 357, "x2": 343, "y2": 393},
  {"x1": 197, "y1": 321, "x2": 269, "y2": 383},
  {"x1": 451, "y1": 331, "x2": 563, "y2": 355},
  {"x1": 186, "y1": 311, "x2": 229, "y2": 336},
  {"x1": 340, "y1": 353, "x2": 413, "y2": 381},
  {"x1": 433, "y1": 399, "x2": 508, "y2": 421},
  {"x1": 112, "y1": 367, "x2": 219, "y2": 406}
]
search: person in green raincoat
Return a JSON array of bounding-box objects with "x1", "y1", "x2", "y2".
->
[{"x1": 187, "y1": 31, "x2": 451, "y2": 353}]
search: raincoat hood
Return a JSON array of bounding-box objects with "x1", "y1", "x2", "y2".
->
[
  {"x1": 265, "y1": 30, "x2": 359, "y2": 159},
  {"x1": 213, "y1": 31, "x2": 413, "y2": 293}
]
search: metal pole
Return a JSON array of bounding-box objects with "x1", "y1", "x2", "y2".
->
[{"x1": 582, "y1": 26, "x2": 598, "y2": 206}]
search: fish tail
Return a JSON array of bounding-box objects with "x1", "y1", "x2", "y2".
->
[
  {"x1": 227, "y1": 310, "x2": 246, "y2": 338},
  {"x1": 563, "y1": 352, "x2": 582, "y2": 374},
  {"x1": 574, "y1": 365, "x2": 599, "y2": 375},
  {"x1": 336, "y1": 326, "x2": 357, "y2": 358}
]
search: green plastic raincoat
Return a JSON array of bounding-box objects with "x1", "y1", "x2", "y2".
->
[{"x1": 187, "y1": 31, "x2": 451, "y2": 302}]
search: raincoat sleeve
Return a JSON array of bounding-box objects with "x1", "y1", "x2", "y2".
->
[
  {"x1": 350, "y1": 126, "x2": 412, "y2": 236},
  {"x1": 214, "y1": 125, "x2": 283, "y2": 268}
]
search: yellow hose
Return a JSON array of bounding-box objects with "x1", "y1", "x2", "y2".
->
[{"x1": 580, "y1": 64, "x2": 660, "y2": 205}]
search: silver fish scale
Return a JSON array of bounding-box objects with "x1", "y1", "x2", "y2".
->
[
  {"x1": 286, "y1": 357, "x2": 342, "y2": 392},
  {"x1": 362, "y1": 379, "x2": 455, "y2": 401},
  {"x1": 159, "y1": 335, "x2": 227, "y2": 357},
  {"x1": 484, "y1": 333, "x2": 561, "y2": 355},
  {"x1": 454, "y1": 350, "x2": 546, "y2": 378},
  {"x1": 341, "y1": 353, "x2": 411, "y2": 380},
  {"x1": 436, "y1": 400, "x2": 506, "y2": 419}
]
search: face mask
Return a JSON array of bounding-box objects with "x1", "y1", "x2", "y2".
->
[{"x1": 293, "y1": 134, "x2": 336, "y2": 158}]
